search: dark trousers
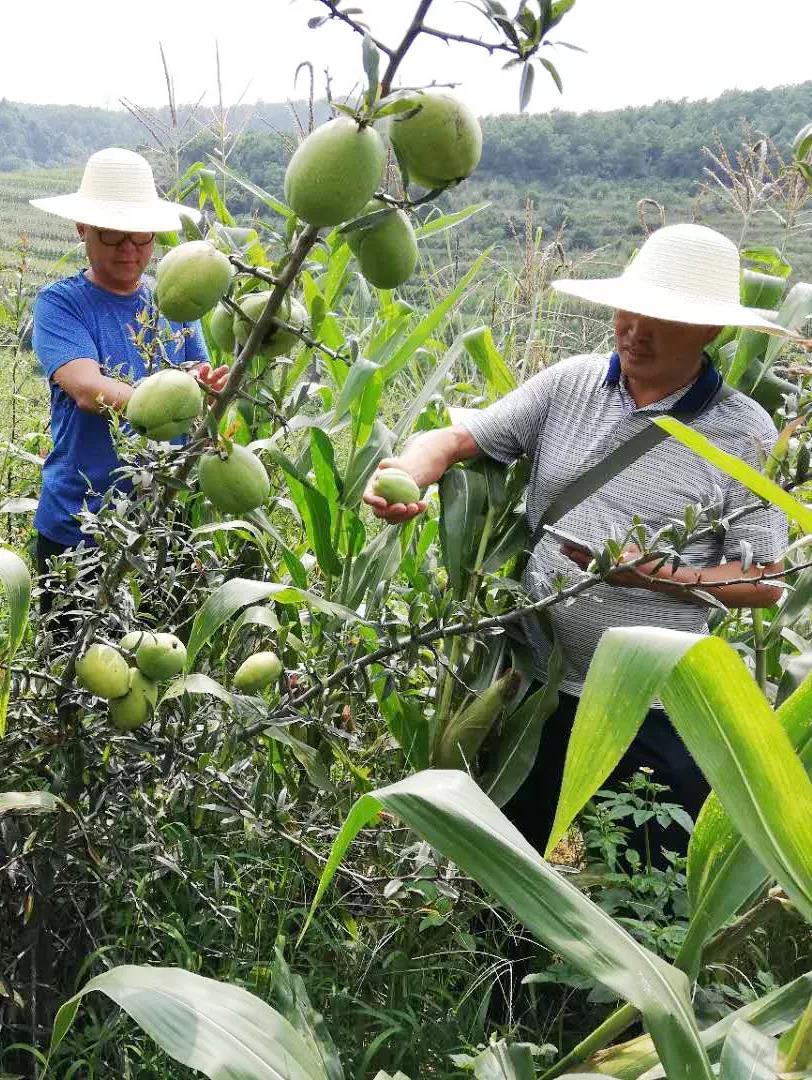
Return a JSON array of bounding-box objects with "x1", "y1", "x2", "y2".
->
[
  {"x1": 504, "y1": 691, "x2": 709, "y2": 869},
  {"x1": 36, "y1": 533, "x2": 71, "y2": 615}
]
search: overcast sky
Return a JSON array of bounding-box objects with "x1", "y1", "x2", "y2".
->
[{"x1": 5, "y1": 0, "x2": 811, "y2": 117}]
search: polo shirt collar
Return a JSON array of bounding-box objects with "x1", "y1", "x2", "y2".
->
[{"x1": 603, "y1": 350, "x2": 722, "y2": 415}]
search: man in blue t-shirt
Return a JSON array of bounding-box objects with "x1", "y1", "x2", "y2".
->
[{"x1": 30, "y1": 148, "x2": 229, "y2": 602}]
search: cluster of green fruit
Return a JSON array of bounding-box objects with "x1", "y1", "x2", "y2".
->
[
  {"x1": 76, "y1": 631, "x2": 186, "y2": 731},
  {"x1": 126, "y1": 370, "x2": 270, "y2": 515},
  {"x1": 76, "y1": 632, "x2": 283, "y2": 731},
  {"x1": 285, "y1": 90, "x2": 481, "y2": 288}
]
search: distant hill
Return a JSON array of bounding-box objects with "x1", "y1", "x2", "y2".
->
[
  {"x1": 3, "y1": 81, "x2": 812, "y2": 279},
  {"x1": 0, "y1": 98, "x2": 331, "y2": 172}
]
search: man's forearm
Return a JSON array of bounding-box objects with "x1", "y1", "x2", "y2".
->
[
  {"x1": 396, "y1": 424, "x2": 480, "y2": 487},
  {"x1": 86, "y1": 375, "x2": 133, "y2": 414},
  {"x1": 648, "y1": 559, "x2": 784, "y2": 608},
  {"x1": 53, "y1": 358, "x2": 134, "y2": 414}
]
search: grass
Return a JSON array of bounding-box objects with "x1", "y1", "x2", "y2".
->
[{"x1": 0, "y1": 166, "x2": 84, "y2": 281}]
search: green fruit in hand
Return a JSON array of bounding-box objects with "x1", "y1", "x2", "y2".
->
[
  {"x1": 389, "y1": 91, "x2": 482, "y2": 188},
  {"x1": 209, "y1": 302, "x2": 236, "y2": 355},
  {"x1": 135, "y1": 633, "x2": 187, "y2": 681},
  {"x1": 372, "y1": 467, "x2": 421, "y2": 505},
  {"x1": 346, "y1": 200, "x2": 418, "y2": 289},
  {"x1": 76, "y1": 643, "x2": 130, "y2": 700},
  {"x1": 126, "y1": 369, "x2": 204, "y2": 441},
  {"x1": 233, "y1": 650, "x2": 283, "y2": 694},
  {"x1": 284, "y1": 117, "x2": 387, "y2": 227},
  {"x1": 199, "y1": 443, "x2": 271, "y2": 514},
  {"x1": 154, "y1": 240, "x2": 233, "y2": 322},
  {"x1": 109, "y1": 669, "x2": 158, "y2": 731},
  {"x1": 120, "y1": 630, "x2": 157, "y2": 655},
  {"x1": 232, "y1": 292, "x2": 307, "y2": 358}
]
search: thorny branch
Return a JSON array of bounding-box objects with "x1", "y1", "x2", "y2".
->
[
  {"x1": 313, "y1": 0, "x2": 394, "y2": 57},
  {"x1": 238, "y1": 489, "x2": 811, "y2": 740}
]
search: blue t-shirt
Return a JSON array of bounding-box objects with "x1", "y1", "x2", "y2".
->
[{"x1": 33, "y1": 271, "x2": 209, "y2": 546}]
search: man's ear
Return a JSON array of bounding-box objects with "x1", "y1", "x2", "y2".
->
[
  {"x1": 703, "y1": 325, "x2": 724, "y2": 346},
  {"x1": 76, "y1": 223, "x2": 87, "y2": 240}
]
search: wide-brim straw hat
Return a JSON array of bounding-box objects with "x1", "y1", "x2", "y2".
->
[
  {"x1": 30, "y1": 147, "x2": 201, "y2": 232},
  {"x1": 553, "y1": 223, "x2": 790, "y2": 334}
]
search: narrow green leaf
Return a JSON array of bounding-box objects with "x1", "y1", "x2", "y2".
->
[
  {"x1": 332, "y1": 357, "x2": 381, "y2": 422},
  {"x1": 345, "y1": 524, "x2": 403, "y2": 609},
  {"x1": 540, "y1": 56, "x2": 564, "y2": 92},
  {"x1": 382, "y1": 250, "x2": 489, "y2": 379},
  {"x1": 375, "y1": 682, "x2": 430, "y2": 771},
  {"x1": 207, "y1": 156, "x2": 294, "y2": 219},
  {"x1": 519, "y1": 62, "x2": 535, "y2": 111},
  {"x1": 718, "y1": 1020, "x2": 778, "y2": 1080},
  {"x1": 48, "y1": 965, "x2": 327, "y2": 1079},
  {"x1": 654, "y1": 416, "x2": 812, "y2": 533},
  {"x1": 547, "y1": 630, "x2": 812, "y2": 931},
  {"x1": 413, "y1": 202, "x2": 490, "y2": 240},
  {"x1": 463, "y1": 325, "x2": 517, "y2": 399},
  {"x1": 187, "y1": 579, "x2": 360, "y2": 669},
  {"x1": 481, "y1": 639, "x2": 564, "y2": 807},
  {"x1": 391, "y1": 333, "x2": 470, "y2": 446},
  {"x1": 679, "y1": 668, "x2": 812, "y2": 977},
  {"x1": 0, "y1": 548, "x2": 31, "y2": 737},
  {"x1": 439, "y1": 466, "x2": 488, "y2": 596},
  {"x1": 342, "y1": 419, "x2": 394, "y2": 507},
  {"x1": 305, "y1": 771, "x2": 713, "y2": 1080},
  {"x1": 0, "y1": 791, "x2": 59, "y2": 815},
  {"x1": 269, "y1": 451, "x2": 342, "y2": 577},
  {"x1": 590, "y1": 970, "x2": 812, "y2": 1077}
]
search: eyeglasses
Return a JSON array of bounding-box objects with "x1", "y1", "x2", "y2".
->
[{"x1": 93, "y1": 228, "x2": 155, "y2": 247}]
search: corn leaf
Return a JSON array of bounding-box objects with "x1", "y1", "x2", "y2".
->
[
  {"x1": 306, "y1": 770, "x2": 713, "y2": 1080},
  {"x1": 0, "y1": 548, "x2": 31, "y2": 738},
  {"x1": 654, "y1": 416, "x2": 812, "y2": 534},
  {"x1": 546, "y1": 629, "x2": 812, "y2": 931},
  {"x1": 381, "y1": 250, "x2": 489, "y2": 379},
  {"x1": 0, "y1": 791, "x2": 59, "y2": 815},
  {"x1": 48, "y1": 965, "x2": 327, "y2": 1080},
  {"x1": 463, "y1": 325, "x2": 517, "y2": 399},
  {"x1": 439, "y1": 465, "x2": 488, "y2": 597},
  {"x1": 678, "y1": 669, "x2": 812, "y2": 977},
  {"x1": 186, "y1": 578, "x2": 360, "y2": 669},
  {"x1": 590, "y1": 970, "x2": 812, "y2": 1077},
  {"x1": 718, "y1": 1021, "x2": 778, "y2": 1080},
  {"x1": 413, "y1": 202, "x2": 489, "y2": 239}
]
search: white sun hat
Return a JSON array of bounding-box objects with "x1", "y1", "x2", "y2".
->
[
  {"x1": 30, "y1": 147, "x2": 201, "y2": 232},
  {"x1": 553, "y1": 223, "x2": 789, "y2": 334}
]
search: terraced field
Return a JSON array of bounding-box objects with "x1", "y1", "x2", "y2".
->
[{"x1": 0, "y1": 166, "x2": 84, "y2": 283}]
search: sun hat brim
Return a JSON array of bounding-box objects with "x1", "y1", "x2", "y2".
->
[
  {"x1": 29, "y1": 193, "x2": 201, "y2": 232},
  {"x1": 552, "y1": 276, "x2": 791, "y2": 336}
]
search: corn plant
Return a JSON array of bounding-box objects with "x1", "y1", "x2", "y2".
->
[{"x1": 40, "y1": 630, "x2": 812, "y2": 1077}]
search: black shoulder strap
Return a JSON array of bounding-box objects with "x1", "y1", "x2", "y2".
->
[{"x1": 532, "y1": 381, "x2": 735, "y2": 541}]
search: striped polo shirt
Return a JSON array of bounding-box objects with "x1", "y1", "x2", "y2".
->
[{"x1": 461, "y1": 353, "x2": 787, "y2": 697}]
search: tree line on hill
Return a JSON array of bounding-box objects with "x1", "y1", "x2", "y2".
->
[
  {"x1": 3, "y1": 82, "x2": 811, "y2": 272},
  {"x1": 3, "y1": 82, "x2": 810, "y2": 183}
]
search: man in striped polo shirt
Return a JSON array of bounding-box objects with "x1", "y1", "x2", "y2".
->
[{"x1": 365, "y1": 224, "x2": 789, "y2": 862}]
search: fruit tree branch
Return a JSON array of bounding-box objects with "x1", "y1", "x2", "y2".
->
[
  {"x1": 313, "y1": 0, "x2": 393, "y2": 57},
  {"x1": 56, "y1": 225, "x2": 322, "y2": 705},
  {"x1": 419, "y1": 24, "x2": 516, "y2": 55},
  {"x1": 237, "y1": 489, "x2": 804, "y2": 741},
  {"x1": 380, "y1": 0, "x2": 436, "y2": 97}
]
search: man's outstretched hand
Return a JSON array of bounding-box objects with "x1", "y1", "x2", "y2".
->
[
  {"x1": 363, "y1": 426, "x2": 480, "y2": 525},
  {"x1": 363, "y1": 458, "x2": 429, "y2": 523}
]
